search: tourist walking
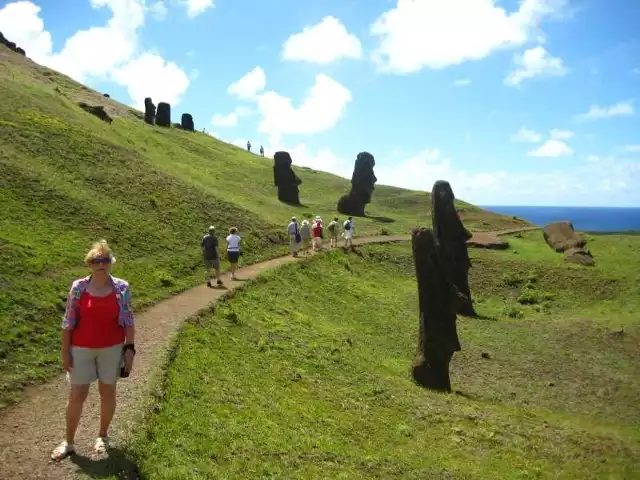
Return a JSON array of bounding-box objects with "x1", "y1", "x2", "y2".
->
[
  {"x1": 51, "y1": 240, "x2": 136, "y2": 460},
  {"x1": 343, "y1": 216, "x2": 355, "y2": 248},
  {"x1": 312, "y1": 217, "x2": 324, "y2": 251},
  {"x1": 287, "y1": 216, "x2": 301, "y2": 257},
  {"x1": 247, "y1": 140, "x2": 252, "y2": 152},
  {"x1": 300, "y1": 219, "x2": 312, "y2": 256},
  {"x1": 327, "y1": 217, "x2": 340, "y2": 248},
  {"x1": 201, "y1": 225, "x2": 223, "y2": 287},
  {"x1": 226, "y1": 227, "x2": 242, "y2": 280},
  {"x1": 260, "y1": 145, "x2": 264, "y2": 157}
]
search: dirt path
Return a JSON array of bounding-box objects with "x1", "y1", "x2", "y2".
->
[{"x1": 0, "y1": 228, "x2": 538, "y2": 479}]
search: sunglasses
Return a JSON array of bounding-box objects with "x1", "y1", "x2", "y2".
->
[{"x1": 90, "y1": 257, "x2": 112, "y2": 265}]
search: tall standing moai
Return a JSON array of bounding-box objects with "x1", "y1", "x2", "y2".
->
[
  {"x1": 410, "y1": 227, "x2": 466, "y2": 392},
  {"x1": 337, "y1": 152, "x2": 377, "y2": 217},
  {"x1": 431, "y1": 180, "x2": 476, "y2": 317},
  {"x1": 181, "y1": 113, "x2": 194, "y2": 132},
  {"x1": 156, "y1": 102, "x2": 171, "y2": 127},
  {"x1": 144, "y1": 97, "x2": 156, "y2": 125},
  {"x1": 273, "y1": 151, "x2": 302, "y2": 205}
]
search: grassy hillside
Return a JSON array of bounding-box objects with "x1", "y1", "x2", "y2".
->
[
  {"x1": 0, "y1": 47, "x2": 526, "y2": 405},
  {"x1": 122, "y1": 232, "x2": 639, "y2": 479}
]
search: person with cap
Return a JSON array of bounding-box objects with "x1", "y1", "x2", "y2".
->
[
  {"x1": 201, "y1": 226, "x2": 223, "y2": 287},
  {"x1": 287, "y1": 216, "x2": 301, "y2": 257}
]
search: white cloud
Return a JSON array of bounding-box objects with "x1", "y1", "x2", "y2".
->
[
  {"x1": 148, "y1": 1, "x2": 168, "y2": 20},
  {"x1": 619, "y1": 145, "x2": 640, "y2": 153},
  {"x1": 527, "y1": 139, "x2": 573, "y2": 157},
  {"x1": 0, "y1": 1, "x2": 191, "y2": 108},
  {"x1": 228, "y1": 67, "x2": 267, "y2": 100},
  {"x1": 180, "y1": 0, "x2": 214, "y2": 18},
  {"x1": 111, "y1": 53, "x2": 190, "y2": 109},
  {"x1": 511, "y1": 126, "x2": 542, "y2": 143},
  {"x1": 504, "y1": 46, "x2": 567, "y2": 86},
  {"x1": 550, "y1": 128, "x2": 573, "y2": 139},
  {"x1": 256, "y1": 73, "x2": 352, "y2": 136},
  {"x1": 453, "y1": 79, "x2": 472, "y2": 86},
  {"x1": 574, "y1": 101, "x2": 635, "y2": 121},
  {"x1": 210, "y1": 106, "x2": 253, "y2": 127},
  {"x1": 370, "y1": 0, "x2": 566, "y2": 74},
  {"x1": 282, "y1": 16, "x2": 362, "y2": 64}
]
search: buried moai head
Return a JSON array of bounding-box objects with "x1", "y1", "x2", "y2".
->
[
  {"x1": 144, "y1": 97, "x2": 156, "y2": 125},
  {"x1": 351, "y1": 152, "x2": 377, "y2": 203},
  {"x1": 273, "y1": 151, "x2": 302, "y2": 205},
  {"x1": 156, "y1": 102, "x2": 171, "y2": 127},
  {"x1": 181, "y1": 113, "x2": 194, "y2": 132}
]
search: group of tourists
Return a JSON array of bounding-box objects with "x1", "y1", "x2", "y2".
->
[
  {"x1": 201, "y1": 225, "x2": 243, "y2": 287},
  {"x1": 287, "y1": 215, "x2": 355, "y2": 256}
]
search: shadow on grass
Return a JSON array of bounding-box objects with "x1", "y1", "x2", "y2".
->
[
  {"x1": 70, "y1": 448, "x2": 141, "y2": 479},
  {"x1": 366, "y1": 214, "x2": 396, "y2": 224}
]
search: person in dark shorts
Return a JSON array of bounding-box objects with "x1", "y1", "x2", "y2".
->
[
  {"x1": 201, "y1": 226, "x2": 223, "y2": 287},
  {"x1": 226, "y1": 227, "x2": 242, "y2": 280}
]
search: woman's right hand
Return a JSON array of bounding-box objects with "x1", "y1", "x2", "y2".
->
[{"x1": 62, "y1": 351, "x2": 73, "y2": 372}]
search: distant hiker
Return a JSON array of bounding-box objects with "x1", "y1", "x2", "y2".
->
[
  {"x1": 327, "y1": 216, "x2": 340, "y2": 248},
  {"x1": 260, "y1": 145, "x2": 264, "y2": 157},
  {"x1": 312, "y1": 218, "x2": 324, "y2": 251},
  {"x1": 247, "y1": 141, "x2": 252, "y2": 153},
  {"x1": 300, "y1": 219, "x2": 312, "y2": 256},
  {"x1": 343, "y1": 216, "x2": 355, "y2": 248},
  {"x1": 52, "y1": 240, "x2": 136, "y2": 461},
  {"x1": 288, "y1": 216, "x2": 301, "y2": 257},
  {"x1": 201, "y1": 225, "x2": 223, "y2": 287},
  {"x1": 226, "y1": 227, "x2": 242, "y2": 280}
]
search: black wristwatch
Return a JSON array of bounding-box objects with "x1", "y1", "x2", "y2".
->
[{"x1": 123, "y1": 343, "x2": 136, "y2": 355}]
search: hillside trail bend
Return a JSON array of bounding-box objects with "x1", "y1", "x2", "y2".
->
[{"x1": 0, "y1": 226, "x2": 539, "y2": 479}]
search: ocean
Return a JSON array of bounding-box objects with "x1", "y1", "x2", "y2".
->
[{"x1": 481, "y1": 206, "x2": 640, "y2": 233}]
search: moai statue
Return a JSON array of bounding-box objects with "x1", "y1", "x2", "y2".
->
[
  {"x1": 181, "y1": 113, "x2": 194, "y2": 132},
  {"x1": 156, "y1": 102, "x2": 171, "y2": 127},
  {"x1": 337, "y1": 152, "x2": 377, "y2": 217},
  {"x1": 144, "y1": 97, "x2": 156, "y2": 125},
  {"x1": 411, "y1": 227, "x2": 467, "y2": 392},
  {"x1": 431, "y1": 180, "x2": 475, "y2": 316},
  {"x1": 273, "y1": 151, "x2": 302, "y2": 205}
]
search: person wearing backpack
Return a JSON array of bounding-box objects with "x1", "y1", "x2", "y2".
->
[
  {"x1": 312, "y1": 219, "x2": 324, "y2": 251},
  {"x1": 287, "y1": 216, "x2": 301, "y2": 257},
  {"x1": 327, "y1": 217, "x2": 340, "y2": 248},
  {"x1": 343, "y1": 216, "x2": 354, "y2": 247}
]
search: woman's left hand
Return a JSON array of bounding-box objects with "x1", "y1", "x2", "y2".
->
[{"x1": 124, "y1": 349, "x2": 135, "y2": 375}]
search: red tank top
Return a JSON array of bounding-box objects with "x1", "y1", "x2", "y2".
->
[{"x1": 71, "y1": 291, "x2": 125, "y2": 348}]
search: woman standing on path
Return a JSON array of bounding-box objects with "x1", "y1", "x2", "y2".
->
[
  {"x1": 52, "y1": 240, "x2": 136, "y2": 460},
  {"x1": 299, "y1": 220, "x2": 312, "y2": 256},
  {"x1": 226, "y1": 227, "x2": 242, "y2": 280}
]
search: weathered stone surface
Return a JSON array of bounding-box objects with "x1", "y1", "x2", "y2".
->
[
  {"x1": 156, "y1": 102, "x2": 171, "y2": 127},
  {"x1": 543, "y1": 221, "x2": 586, "y2": 252},
  {"x1": 411, "y1": 227, "x2": 465, "y2": 392},
  {"x1": 144, "y1": 97, "x2": 156, "y2": 125},
  {"x1": 181, "y1": 113, "x2": 194, "y2": 132},
  {"x1": 564, "y1": 247, "x2": 595, "y2": 266},
  {"x1": 432, "y1": 180, "x2": 475, "y2": 316},
  {"x1": 337, "y1": 152, "x2": 377, "y2": 216},
  {"x1": 273, "y1": 151, "x2": 302, "y2": 204},
  {"x1": 0, "y1": 31, "x2": 27, "y2": 56},
  {"x1": 466, "y1": 232, "x2": 509, "y2": 250},
  {"x1": 77, "y1": 102, "x2": 113, "y2": 124}
]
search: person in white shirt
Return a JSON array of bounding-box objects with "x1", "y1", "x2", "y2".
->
[
  {"x1": 226, "y1": 227, "x2": 242, "y2": 280},
  {"x1": 287, "y1": 217, "x2": 300, "y2": 257},
  {"x1": 343, "y1": 216, "x2": 355, "y2": 248}
]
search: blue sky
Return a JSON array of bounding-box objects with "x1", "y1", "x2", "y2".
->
[{"x1": 1, "y1": 0, "x2": 639, "y2": 206}]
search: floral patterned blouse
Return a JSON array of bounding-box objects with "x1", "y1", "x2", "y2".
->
[{"x1": 61, "y1": 275, "x2": 134, "y2": 330}]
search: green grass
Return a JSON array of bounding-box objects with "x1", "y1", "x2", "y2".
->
[
  {"x1": 0, "y1": 49, "x2": 527, "y2": 406},
  {"x1": 120, "y1": 234, "x2": 639, "y2": 479}
]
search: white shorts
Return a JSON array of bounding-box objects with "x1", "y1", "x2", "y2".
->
[{"x1": 68, "y1": 343, "x2": 123, "y2": 385}]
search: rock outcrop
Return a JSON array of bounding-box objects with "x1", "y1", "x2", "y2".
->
[
  {"x1": 466, "y1": 232, "x2": 509, "y2": 250},
  {"x1": 0, "y1": 31, "x2": 26, "y2": 56},
  {"x1": 273, "y1": 151, "x2": 302, "y2": 205},
  {"x1": 144, "y1": 97, "x2": 156, "y2": 125},
  {"x1": 337, "y1": 152, "x2": 377, "y2": 217},
  {"x1": 543, "y1": 221, "x2": 594, "y2": 266},
  {"x1": 77, "y1": 102, "x2": 113, "y2": 124},
  {"x1": 181, "y1": 113, "x2": 194, "y2": 132},
  {"x1": 411, "y1": 227, "x2": 466, "y2": 392},
  {"x1": 432, "y1": 180, "x2": 476, "y2": 316},
  {"x1": 156, "y1": 102, "x2": 171, "y2": 127}
]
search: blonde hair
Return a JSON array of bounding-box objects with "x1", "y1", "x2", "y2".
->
[{"x1": 84, "y1": 239, "x2": 114, "y2": 264}]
